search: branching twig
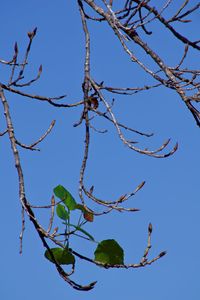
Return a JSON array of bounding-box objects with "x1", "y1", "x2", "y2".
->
[
  {"x1": 15, "y1": 120, "x2": 56, "y2": 151},
  {"x1": 1, "y1": 0, "x2": 200, "y2": 291}
]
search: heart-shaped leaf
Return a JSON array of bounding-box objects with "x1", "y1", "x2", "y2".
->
[
  {"x1": 94, "y1": 239, "x2": 124, "y2": 265},
  {"x1": 44, "y1": 247, "x2": 75, "y2": 265}
]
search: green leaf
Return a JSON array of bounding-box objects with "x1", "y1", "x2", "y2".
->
[
  {"x1": 64, "y1": 192, "x2": 77, "y2": 210},
  {"x1": 94, "y1": 239, "x2": 124, "y2": 265},
  {"x1": 56, "y1": 204, "x2": 69, "y2": 220},
  {"x1": 69, "y1": 223, "x2": 95, "y2": 241},
  {"x1": 54, "y1": 185, "x2": 77, "y2": 210},
  {"x1": 44, "y1": 247, "x2": 75, "y2": 265},
  {"x1": 54, "y1": 185, "x2": 67, "y2": 200}
]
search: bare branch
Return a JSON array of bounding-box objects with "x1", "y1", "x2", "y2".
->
[{"x1": 16, "y1": 120, "x2": 56, "y2": 151}]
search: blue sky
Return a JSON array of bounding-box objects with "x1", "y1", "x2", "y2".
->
[{"x1": 1, "y1": 1, "x2": 200, "y2": 299}]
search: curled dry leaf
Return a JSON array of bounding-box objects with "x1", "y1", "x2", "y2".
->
[{"x1": 88, "y1": 97, "x2": 99, "y2": 110}]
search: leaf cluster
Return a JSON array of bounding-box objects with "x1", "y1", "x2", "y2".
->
[{"x1": 45, "y1": 185, "x2": 124, "y2": 266}]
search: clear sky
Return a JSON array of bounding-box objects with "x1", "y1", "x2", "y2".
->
[{"x1": 1, "y1": 1, "x2": 200, "y2": 299}]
